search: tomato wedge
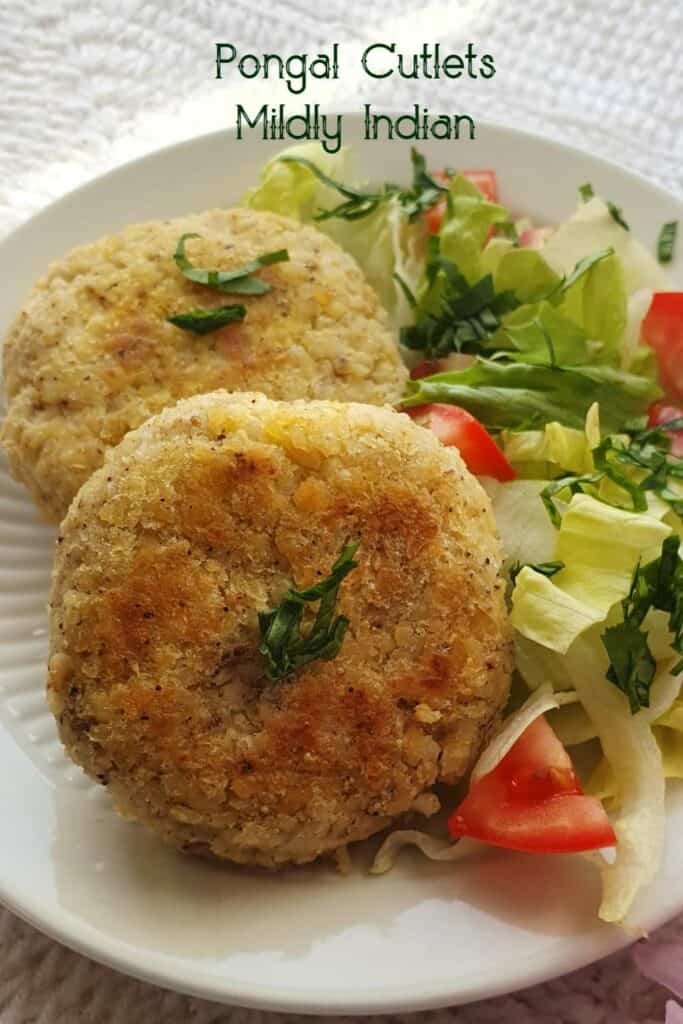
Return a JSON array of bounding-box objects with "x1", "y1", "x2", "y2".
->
[
  {"x1": 648, "y1": 400, "x2": 683, "y2": 457},
  {"x1": 461, "y1": 169, "x2": 498, "y2": 203},
  {"x1": 409, "y1": 354, "x2": 475, "y2": 380},
  {"x1": 449, "y1": 716, "x2": 617, "y2": 854},
  {"x1": 423, "y1": 169, "x2": 499, "y2": 235},
  {"x1": 405, "y1": 403, "x2": 515, "y2": 481},
  {"x1": 642, "y1": 293, "x2": 683, "y2": 400},
  {"x1": 518, "y1": 226, "x2": 554, "y2": 250}
]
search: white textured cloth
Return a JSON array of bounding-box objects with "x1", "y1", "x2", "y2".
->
[{"x1": 1, "y1": 1, "x2": 682, "y2": 1021}]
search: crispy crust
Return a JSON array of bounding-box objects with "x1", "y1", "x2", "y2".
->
[
  {"x1": 1, "y1": 208, "x2": 407, "y2": 521},
  {"x1": 48, "y1": 392, "x2": 511, "y2": 867}
]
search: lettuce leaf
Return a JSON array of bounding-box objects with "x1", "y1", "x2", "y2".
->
[
  {"x1": 493, "y1": 247, "x2": 561, "y2": 304},
  {"x1": 542, "y1": 196, "x2": 668, "y2": 295},
  {"x1": 510, "y1": 494, "x2": 671, "y2": 654},
  {"x1": 502, "y1": 404, "x2": 600, "y2": 478},
  {"x1": 581, "y1": 252, "x2": 628, "y2": 359},
  {"x1": 400, "y1": 357, "x2": 660, "y2": 433},
  {"x1": 437, "y1": 175, "x2": 509, "y2": 284},
  {"x1": 481, "y1": 478, "x2": 558, "y2": 566},
  {"x1": 496, "y1": 302, "x2": 590, "y2": 365},
  {"x1": 244, "y1": 141, "x2": 350, "y2": 221},
  {"x1": 472, "y1": 684, "x2": 578, "y2": 782},
  {"x1": 564, "y1": 632, "x2": 666, "y2": 923},
  {"x1": 243, "y1": 142, "x2": 426, "y2": 325}
]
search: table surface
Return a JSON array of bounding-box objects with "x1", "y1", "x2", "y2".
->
[{"x1": 1, "y1": 0, "x2": 682, "y2": 1021}]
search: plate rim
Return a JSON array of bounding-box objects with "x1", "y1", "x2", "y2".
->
[{"x1": 2, "y1": 112, "x2": 682, "y2": 1014}]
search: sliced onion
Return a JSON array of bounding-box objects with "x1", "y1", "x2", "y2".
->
[
  {"x1": 471, "y1": 684, "x2": 578, "y2": 784},
  {"x1": 370, "y1": 832, "x2": 470, "y2": 875}
]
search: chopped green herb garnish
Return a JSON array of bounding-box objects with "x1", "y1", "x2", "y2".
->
[
  {"x1": 258, "y1": 541, "x2": 360, "y2": 681},
  {"x1": 399, "y1": 241, "x2": 612, "y2": 361},
  {"x1": 545, "y1": 248, "x2": 614, "y2": 301},
  {"x1": 278, "y1": 156, "x2": 395, "y2": 221},
  {"x1": 167, "y1": 304, "x2": 246, "y2": 335},
  {"x1": 279, "y1": 147, "x2": 448, "y2": 223},
  {"x1": 658, "y1": 221, "x2": 678, "y2": 264},
  {"x1": 173, "y1": 234, "x2": 289, "y2": 294},
  {"x1": 509, "y1": 559, "x2": 565, "y2": 585},
  {"x1": 578, "y1": 183, "x2": 629, "y2": 230},
  {"x1": 540, "y1": 417, "x2": 683, "y2": 527},
  {"x1": 399, "y1": 244, "x2": 519, "y2": 358},
  {"x1": 495, "y1": 221, "x2": 521, "y2": 245},
  {"x1": 601, "y1": 535, "x2": 683, "y2": 713},
  {"x1": 398, "y1": 149, "x2": 450, "y2": 220},
  {"x1": 607, "y1": 201, "x2": 629, "y2": 231}
]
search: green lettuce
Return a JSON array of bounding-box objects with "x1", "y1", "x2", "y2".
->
[
  {"x1": 437, "y1": 175, "x2": 509, "y2": 283},
  {"x1": 400, "y1": 357, "x2": 660, "y2": 433},
  {"x1": 510, "y1": 493, "x2": 671, "y2": 654},
  {"x1": 502, "y1": 404, "x2": 600, "y2": 478},
  {"x1": 542, "y1": 195, "x2": 667, "y2": 295},
  {"x1": 243, "y1": 142, "x2": 426, "y2": 325},
  {"x1": 493, "y1": 247, "x2": 561, "y2": 304},
  {"x1": 244, "y1": 141, "x2": 350, "y2": 221}
]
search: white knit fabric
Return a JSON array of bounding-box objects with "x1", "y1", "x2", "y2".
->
[{"x1": 1, "y1": 0, "x2": 683, "y2": 1020}]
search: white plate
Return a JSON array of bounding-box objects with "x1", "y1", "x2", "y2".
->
[{"x1": 1, "y1": 116, "x2": 682, "y2": 1015}]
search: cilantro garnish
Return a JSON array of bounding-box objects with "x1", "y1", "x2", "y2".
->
[
  {"x1": 658, "y1": 221, "x2": 678, "y2": 264},
  {"x1": 509, "y1": 560, "x2": 565, "y2": 585},
  {"x1": 258, "y1": 541, "x2": 360, "y2": 682},
  {"x1": 173, "y1": 234, "x2": 289, "y2": 295},
  {"x1": 607, "y1": 201, "x2": 629, "y2": 231},
  {"x1": 168, "y1": 236, "x2": 289, "y2": 335},
  {"x1": 167, "y1": 304, "x2": 246, "y2": 335},
  {"x1": 398, "y1": 243, "x2": 519, "y2": 358},
  {"x1": 279, "y1": 147, "x2": 448, "y2": 223},
  {"x1": 601, "y1": 536, "x2": 683, "y2": 714},
  {"x1": 578, "y1": 183, "x2": 629, "y2": 230},
  {"x1": 541, "y1": 417, "x2": 683, "y2": 527},
  {"x1": 398, "y1": 240, "x2": 611, "y2": 361}
]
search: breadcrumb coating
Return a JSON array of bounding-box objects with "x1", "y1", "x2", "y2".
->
[
  {"x1": 1, "y1": 208, "x2": 407, "y2": 521},
  {"x1": 48, "y1": 392, "x2": 511, "y2": 867}
]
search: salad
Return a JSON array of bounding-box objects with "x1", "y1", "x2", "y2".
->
[{"x1": 244, "y1": 142, "x2": 683, "y2": 925}]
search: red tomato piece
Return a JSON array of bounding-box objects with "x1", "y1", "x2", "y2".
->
[
  {"x1": 410, "y1": 360, "x2": 445, "y2": 380},
  {"x1": 409, "y1": 354, "x2": 476, "y2": 379},
  {"x1": 642, "y1": 293, "x2": 683, "y2": 400},
  {"x1": 424, "y1": 201, "x2": 446, "y2": 235},
  {"x1": 448, "y1": 717, "x2": 617, "y2": 854},
  {"x1": 405, "y1": 403, "x2": 515, "y2": 481},
  {"x1": 423, "y1": 169, "x2": 498, "y2": 235},
  {"x1": 519, "y1": 226, "x2": 554, "y2": 250},
  {"x1": 648, "y1": 400, "x2": 683, "y2": 456},
  {"x1": 461, "y1": 169, "x2": 498, "y2": 203}
]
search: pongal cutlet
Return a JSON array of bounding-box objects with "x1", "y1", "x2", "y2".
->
[
  {"x1": 1, "y1": 208, "x2": 407, "y2": 522},
  {"x1": 47, "y1": 391, "x2": 511, "y2": 868}
]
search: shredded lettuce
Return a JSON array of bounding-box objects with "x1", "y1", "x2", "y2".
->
[
  {"x1": 565, "y1": 633, "x2": 666, "y2": 923},
  {"x1": 510, "y1": 492, "x2": 680, "y2": 922},
  {"x1": 580, "y1": 252, "x2": 628, "y2": 359},
  {"x1": 511, "y1": 494, "x2": 671, "y2": 654},
  {"x1": 542, "y1": 196, "x2": 668, "y2": 295},
  {"x1": 370, "y1": 832, "x2": 473, "y2": 874},
  {"x1": 503, "y1": 404, "x2": 600, "y2": 478},
  {"x1": 493, "y1": 247, "x2": 561, "y2": 304},
  {"x1": 243, "y1": 142, "x2": 426, "y2": 325},
  {"x1": 496, "y1": 302, "x2": 590, "y2": 366},
  {"x1": 472, "y1": 684, "x2": 578, "y2": 783},
  {"x1": 244, "y1": 141, "x2": 350, "y2": 222},
  {"x1": 437, "y1": 175, "x2": 509, "y2": 284},
  {"x1": 481, "y1": 478, "x2": 558, "y2": 566},
  {"x1": 401, "y1": 357, "x2": 660, "y2": 433}
]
